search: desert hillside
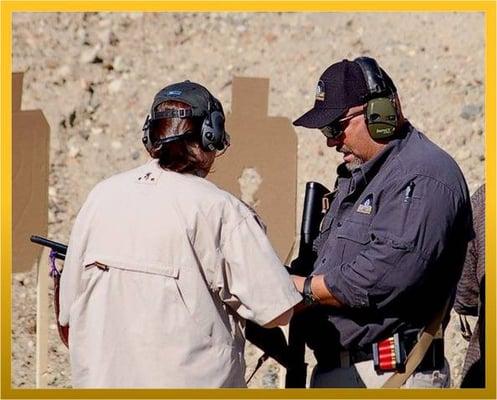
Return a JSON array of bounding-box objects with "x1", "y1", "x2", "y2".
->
[{"x1": 12, "y1": 12, "x2": 484, "y2": 388}]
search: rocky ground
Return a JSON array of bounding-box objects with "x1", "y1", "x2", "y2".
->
[{"x1": 12, "y1": 12, "x2": 484, "y2": 388}]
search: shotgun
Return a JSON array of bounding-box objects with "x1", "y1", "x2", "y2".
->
[{"x1": 285, "y1": 181, "x2": 330, "y2": 388}]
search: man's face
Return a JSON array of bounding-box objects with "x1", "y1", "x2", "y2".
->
[{"x1": 324, "y1": 104, "x2": 381, "y2": 171}]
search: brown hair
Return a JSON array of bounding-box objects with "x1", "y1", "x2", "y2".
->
[{"x1": 149, "y1": 100, "x2": 214, "y2": 174}]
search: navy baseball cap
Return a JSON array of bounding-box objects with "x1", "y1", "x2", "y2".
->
[{"x1": 293, "y1": 60, "x2": 369, "y2": 129}]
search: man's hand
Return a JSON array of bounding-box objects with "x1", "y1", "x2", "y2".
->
[{"x1": 292, "y1": 275, "x2": 306, "y2": 293}]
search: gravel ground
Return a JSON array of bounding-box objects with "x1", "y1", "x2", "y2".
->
[{"x1": 12, "y1": 12, "x2": 484, "y2": 388}]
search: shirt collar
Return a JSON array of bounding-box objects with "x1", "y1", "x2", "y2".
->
[{"x1": 336, "y1": 122, "x2": 413, "y2": 187}]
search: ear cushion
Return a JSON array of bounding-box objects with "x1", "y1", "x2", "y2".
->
[
  {"x1": 141, "y1": 115, "x2": 156, "y2": 154},
  {"x1": 366, "y1": 97, "x2": 398, "y2": 140},
  {"x1": 201, "y1": 110, "x2": 227, "y2": 151}
]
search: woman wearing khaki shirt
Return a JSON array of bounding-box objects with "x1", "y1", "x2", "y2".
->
[{"x1": 59, "y1": 81, "x2": 301, "y2": 388}]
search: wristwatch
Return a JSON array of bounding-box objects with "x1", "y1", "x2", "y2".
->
[{"x1": 302, "y1": 276, "x2": 319, "y2": 305}]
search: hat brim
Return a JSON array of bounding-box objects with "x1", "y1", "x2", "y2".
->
[{"x1": 293, "y1": 106, "x2": 347, "y2": 129}]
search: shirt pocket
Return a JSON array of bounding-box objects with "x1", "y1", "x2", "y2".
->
[
  {"x1": 336, "y1": 221, "x2": 371, "y2": 264},
  {"x1": 313, "y1": 211, "x2": 334, "y2": 252},
  {"x1": 369, "y1": 232, "x2": 416, "y2": 266}
]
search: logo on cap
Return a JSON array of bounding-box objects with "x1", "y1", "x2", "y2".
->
[
  {"x1": 167, "y1": 90, "x2": 182, "y2": 96},
  {"x1": 315, "y1": 80, "x2": 325, "y2": 101}
]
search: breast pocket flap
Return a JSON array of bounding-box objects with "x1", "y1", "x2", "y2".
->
[{"x1": 336, "y1": 226, "x2": 371, "y2": 245}]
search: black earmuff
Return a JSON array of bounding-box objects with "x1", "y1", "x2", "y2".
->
[
  {"x1": 354, "y1": 57, "x2": 399, "y2": 140},
  {"x1": 141, "y1": 114, "x2": 155, "y2": 153},
  {"x1": 200, "y1": 98, "x2": 230, "y2": 151}
]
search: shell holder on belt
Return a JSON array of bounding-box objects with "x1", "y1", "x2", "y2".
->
[{"x1": 372, "y1": 333, "x2": 407, "y2": 373}]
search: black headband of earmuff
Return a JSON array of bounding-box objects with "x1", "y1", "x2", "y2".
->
[{"x1": 142, "y1": 81, "x2": 229, "y2": 153}]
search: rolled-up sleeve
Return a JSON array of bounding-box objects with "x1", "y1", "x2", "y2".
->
[
  {"x1": 324, "y1": 175, "x2": 469, "y2": 310},
  {"x1": 219, "y1": 212, "x2": 302, "y2": 326}
]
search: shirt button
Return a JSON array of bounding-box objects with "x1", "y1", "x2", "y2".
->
[
  {"x1": 337, "y1": 222, "x2": 342, "y2": 227},
  {"x1": 321, "y1": 258, "x2": 327, "y2": 264}
]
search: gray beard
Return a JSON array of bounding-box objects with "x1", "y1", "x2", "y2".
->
[{"x1": 344, "y1": 155, "x2": 364, "y2": 171}]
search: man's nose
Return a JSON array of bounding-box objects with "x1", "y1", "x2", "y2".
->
[{"x1": 326, "y1": 137, "x2": 341, "y2": 147}]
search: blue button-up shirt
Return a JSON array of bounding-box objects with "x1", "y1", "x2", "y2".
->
[{"x1": 312, "y1": 123, "x2": 473, "y2": 350}]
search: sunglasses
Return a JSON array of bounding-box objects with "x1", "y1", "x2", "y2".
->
[{"x1": 320, "y1": 109, "x2": 365, "y2": 139}]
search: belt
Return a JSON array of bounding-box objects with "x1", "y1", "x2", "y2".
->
[{"x1": 339, "y1": 349, "x2": 374, "y2": 368}]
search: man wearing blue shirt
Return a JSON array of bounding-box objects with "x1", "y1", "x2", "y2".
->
[{"x1": 292, "y1": 57, "x2": 473, "y2": 388}]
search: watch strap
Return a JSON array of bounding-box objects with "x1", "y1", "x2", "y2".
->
[{"x1": 303, "y1": 276, "x2": 318, "y2": 305}]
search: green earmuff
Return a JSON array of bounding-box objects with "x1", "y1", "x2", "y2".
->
[
  {"x1": 354, "y1": 57, "x2": 399, "y2": 140},
  {"x1": 366, "y1": 97, "x2": 398, "y2": 140}
]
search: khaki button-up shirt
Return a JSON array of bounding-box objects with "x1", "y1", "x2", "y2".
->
[{"x1": 59, "y1": 160, "x2": 301, "y2": 388}]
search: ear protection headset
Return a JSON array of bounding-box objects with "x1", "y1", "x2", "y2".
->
[
  {"x1": 198, "y1": 97, "x2": 229, "y2": 152},
  {"x1": 353, "y1": 57, "x2": 400, "y2": 140},
  {"x1": 142, "y1": 82, "x2": 229, "y2": 153}
]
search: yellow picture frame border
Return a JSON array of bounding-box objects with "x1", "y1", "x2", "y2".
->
[{"x1": 1, "y1": 1, "x2": 495, "y2": 399}]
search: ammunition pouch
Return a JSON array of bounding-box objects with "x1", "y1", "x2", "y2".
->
[{"x1": 316, "y1": 329, "x2": 445, "y2": 374}]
